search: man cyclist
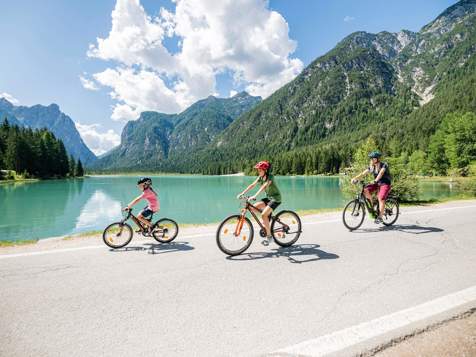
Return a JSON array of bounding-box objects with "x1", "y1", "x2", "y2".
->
[{"x1": 351, "y1": 151, "x2": 392, "y2": 224}]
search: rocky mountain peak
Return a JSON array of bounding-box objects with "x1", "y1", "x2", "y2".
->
[{"x1": 421, "y1": 0, "x2": 476, "y2": 35}]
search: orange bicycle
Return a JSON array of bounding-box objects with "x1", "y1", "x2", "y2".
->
[{"x1": 216, "y1": 196, "x2": 302, "y2": 256}]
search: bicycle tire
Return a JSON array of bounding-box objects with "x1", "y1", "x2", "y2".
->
[
  {"x1": 216, "y1": 215, "x2": 254, "y2": 256},
  {"x1": 152, "y1": 218, "x2": 179, "y2": 243},
  {"x1": 271, "y1": 210, "x2": 302, "y2": 247},
  {"x1": 382, "y1": 198, "x2": 399, "y2": 226},
  {"x1": 102, "y1": 222, "x2": 133, "y2": 248},
  {"x1": 342, "y1": 199, "x2": 365, "y2": 231}
]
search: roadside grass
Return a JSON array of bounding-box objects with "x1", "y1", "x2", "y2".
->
[
  {"x1": 0, "y1": 239, "x2": 38, "y2": 247},
  {"x1": 62, "y1": 230, "x2": 103, "y2": 240}
]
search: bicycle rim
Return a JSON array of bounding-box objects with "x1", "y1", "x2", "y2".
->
[
  {"x1": 102, "y1": 223, "x2": 133, "y2": 248},
  {"x1": 153, "y1": 218, "x2": 179, "y2": 243},
  {"x1": 382, "y1": 198, "x2": 399, "y2": 226},
  {"x1": 342, "y1": 200, "x2": 365, "y2": 230},
  {"x1": 272, "y1": 210, "x2": 302, "y2": 247},
  {"x1": 216, "y1": 215, "x2": 253, "y2": 256}
]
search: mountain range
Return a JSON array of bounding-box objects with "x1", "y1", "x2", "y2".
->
[
  {"x1": 94, "y1": 92, "x2": 261, "y2": 170},
  {"x1": 0, "y1": 99, "x2": 97, "y2": 165},
  {"x1": 92, "y1": 0, "x2": 476, "y2": 174}
]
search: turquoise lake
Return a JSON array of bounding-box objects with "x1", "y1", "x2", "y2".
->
[{"x1": 0, "y1": 175, "x2": 462, "y2": 241}]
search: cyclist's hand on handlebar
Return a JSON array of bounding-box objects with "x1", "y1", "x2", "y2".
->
[
  {"x1": 351, "y1": 178, "x2": 357, "y2": 185},
  {"x1": 249, "y1": 195, "x2": 257, "y2": 201},
  {"x1": 123, "y1": 206, "x2": 131, "y2": 211},
  {"x1": 236, "y1": 193, "x2": 244, "y2": 199}
]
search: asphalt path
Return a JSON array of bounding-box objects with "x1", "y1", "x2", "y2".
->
[{"x1": 1, "y1": 200, "x2": 476, "y2": 356}]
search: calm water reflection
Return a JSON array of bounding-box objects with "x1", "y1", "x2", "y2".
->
[{"x1": 0, "y1": 176, "x2": 461, "y2": 241}]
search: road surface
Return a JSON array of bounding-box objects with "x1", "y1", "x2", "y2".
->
[{"x1": 1, "y1": 200, "x2": 475, "y2": 356}]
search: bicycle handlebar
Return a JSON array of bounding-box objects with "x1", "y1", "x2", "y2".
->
[{"x1": 238, "y1": 195, "x2": 256, "y2": 202}]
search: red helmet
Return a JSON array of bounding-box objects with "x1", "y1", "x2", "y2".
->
[{"x1": 254, "y1": 161, "x2": 270, "y2": 170}]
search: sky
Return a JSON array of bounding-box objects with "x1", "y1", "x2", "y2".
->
[{"x1": 0, "y1": 0, "x2": 457, "y2": 155}]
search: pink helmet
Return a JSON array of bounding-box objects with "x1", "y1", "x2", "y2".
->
[{"x1": 254, "y1": 161, "x2": 270, "y2": 170}]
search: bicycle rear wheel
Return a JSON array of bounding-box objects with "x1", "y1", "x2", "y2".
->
[
  {"x1": 103, "y1": 222, "x2": 133, "y2": 248},
  {"x1": 271, "y1": 210, "x2": 302, "y2": 247},
  {"x1": 382, "y1": 198, "x2": 399, "y2": 226},
  {"x1": 216, "y1": 215, "x2": 254, "y2": 256},
  {"x1": 153, "y1": 218, "x2": 179, "y2": 243},
  {"x1": 342, "y1": 200, "x2": 365, "y2": 231}
]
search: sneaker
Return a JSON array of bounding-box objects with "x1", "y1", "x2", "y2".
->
[
  {"x1": 374, "y1": 217, "x2": 383, "y2": 224},
  {"x1": 261, "y1": 236, "x2": 273, "y2": 246}
]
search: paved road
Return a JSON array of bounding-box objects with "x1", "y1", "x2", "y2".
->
[{"x1": 1, "y1": 200, "x2": 476, "y2": 356}]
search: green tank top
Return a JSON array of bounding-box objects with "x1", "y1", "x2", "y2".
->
[{"x1": 258, "y1": 174, "x2": 282, "y2": 202}]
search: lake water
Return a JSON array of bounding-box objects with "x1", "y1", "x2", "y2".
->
[{"x1": 0, "y1": 175, "x2": 461, "y2": 241}]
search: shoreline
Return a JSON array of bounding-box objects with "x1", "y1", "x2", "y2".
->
[{"x1": 2, "y1": 196, "x2": 475, "y2": 249}]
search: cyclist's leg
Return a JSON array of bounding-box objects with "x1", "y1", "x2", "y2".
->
[
  {"x1": 250, "y1": 200, "x2": 266, "y2": 215},
  {"x1": 261, "y1": 206, "x2": 273, "y2": 237},
  {"x1": 377, "y1": 184, "x2": 391, "y2": 217},
  {"x1": 262, "y1": 200, "x2": 280, "y2": 237},
  {"x1": 364, "y1": 184, "x2": 377, "y2": 206},
  {"x1": 137, "y1": 208, "x2": 153, "y2": 229}
]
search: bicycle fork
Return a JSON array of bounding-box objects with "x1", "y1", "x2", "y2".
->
[{"x1": 234, "y1": 209, "x2": 247, "y2": 237}]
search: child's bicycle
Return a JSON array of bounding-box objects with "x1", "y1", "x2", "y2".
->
[
  {"x1": 102, "y1": 208, "x2": 179, "y2": 249},
  {"x1": 342, "y1": 181, "x2": 399, "y2": 231},
  {"x1": 216, "y1": 196, "x2": 302, "y2": 256}
]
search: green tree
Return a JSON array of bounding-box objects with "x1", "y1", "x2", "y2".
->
[
  {"x1": 76, "y1": 159, "x2": 84, "y2": 177},
  {"x1": 443, "y1": 112, "x2": 476, "y2": 175}
]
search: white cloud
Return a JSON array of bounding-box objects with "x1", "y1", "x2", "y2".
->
[
  {"x1": 87, "y1": 0, "x2": 303, "y2": 121},
  {"x1": 229, "y1": 90, "x2": 238, "y2": 98},
  {"x1": 0, "y1": 92, "x2": 19, "y2": 105},
  {"x1": 75, "y1": 122, "x2": 121, "y2": 155},
  {"x1": 344, "y1": 15, "x2": 355, "y2": 22},
  {"x1": 80, "y1": 75, "x2": 99, "y2": 91}
]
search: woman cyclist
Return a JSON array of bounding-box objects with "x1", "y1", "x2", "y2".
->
[
  {"x1": 124, "y1": 177, "x2": 160, "y2": 232},
  {"x1": 237, "y1": 161, "x2": 282, "y2": 245},
  {"x1": 351, "y1": 151, "x2": 392, "y2": 224}
]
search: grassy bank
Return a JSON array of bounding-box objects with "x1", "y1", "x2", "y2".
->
[{"x1": 0, "y1": 239, "x2": 38, "y2": 247}]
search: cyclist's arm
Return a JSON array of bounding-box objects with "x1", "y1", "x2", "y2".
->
[
  {"x1": 374, "y1": 167, "x2": 386, "y2": 183},
  {"x1": 127, "y1": 194, "x2": 143, "y2": 209},
  {"x1": 239, "y1": 177, "x2": 260, "y2": 196},
  {"x1": 352, "y1": 169, "x2": 370, "y2": 182},
  {"x1": 251, "y1": 180, "x2": 271, "y2": 199}
]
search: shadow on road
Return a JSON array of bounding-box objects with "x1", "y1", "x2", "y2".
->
[
  {"x1": 227, "y1": 244, "x2": 339, "y2": 264},
  {"x1": 109, "y1": 241, "x2": 194, "y2": 254},
  {"x1": 354, "y1": 224, "x2": 444, "y2": 235}
]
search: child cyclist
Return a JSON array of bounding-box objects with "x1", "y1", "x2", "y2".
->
[
  {"x1": 124, "y1": 177, "x2": 160, "y2": 232},
  {"x1": 237, "y1": 161, "x2": 281, "y2": 246},
  {"x1": 351, "y1": 151, "x2": 392, "y2": 224}
]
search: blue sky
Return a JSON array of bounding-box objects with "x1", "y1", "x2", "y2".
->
[{"x1": 0, "y1": 0, "x2": 456, "y2": 154}]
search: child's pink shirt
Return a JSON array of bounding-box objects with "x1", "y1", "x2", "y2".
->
[{"x1": 140, "y1": 188, "x2": 159, "y2": 212}]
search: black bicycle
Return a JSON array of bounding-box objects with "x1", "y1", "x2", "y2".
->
[
  {"x1": 342, "y1": 181, "x2": 399, "y2": 231},
  {"x1": 216, "y1": 196, "x2": 302, "y2": 256},
  {"x1": 103, "y1": 208, "x2": 179, "y2": 249}
]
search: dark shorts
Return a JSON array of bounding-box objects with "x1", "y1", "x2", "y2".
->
[
  {"x1": 261, "y1": 198, "x2": 281, "y2": 210},
  {"x1": 365, "y1": 183, "x2": 391, "y2": 200},
  {"x1": 139, "y1": 207, "x2": 154, "y2": 218}
]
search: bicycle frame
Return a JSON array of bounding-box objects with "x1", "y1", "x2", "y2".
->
[
  {"x1": 122, "y1": 209, "x2": 152, "y2": 233},
  {"x1": 234, "y1": 198, "x2": 288, "y2": 237},
  {"x1": 357, "y1": 184, "x2": 377, "y2": 215}
]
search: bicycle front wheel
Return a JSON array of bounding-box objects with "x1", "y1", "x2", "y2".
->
[
  {"x1": 272, "y1": 210, "x2": 302, "y2": 247},
  {"x1": 103, "y1": 222, "x2": 133, "y2": 248},
  {"x1": 342, "y1": 200, "x2": 365, "y2": 231},
  {"x1": 382, "y1": 198, "x2": 399, "y2": 226},
  {"x1": 216, "y1": 215, "x2": 254, "y2": 256},
  {"x1": 153, "y1": 218, "x2": 179, "y2": 243}
]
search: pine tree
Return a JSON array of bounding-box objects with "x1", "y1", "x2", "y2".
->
[
  {"x1": 69, "y1": 155, "x2": 76, "y2": 177},
  {"x1": 76, "y1": 159, "x2": 84, "y2": 177}
]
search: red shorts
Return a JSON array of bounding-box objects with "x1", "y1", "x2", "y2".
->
[{"x1": 365, "y1": 183, "x2": 391, "y2": 200}]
